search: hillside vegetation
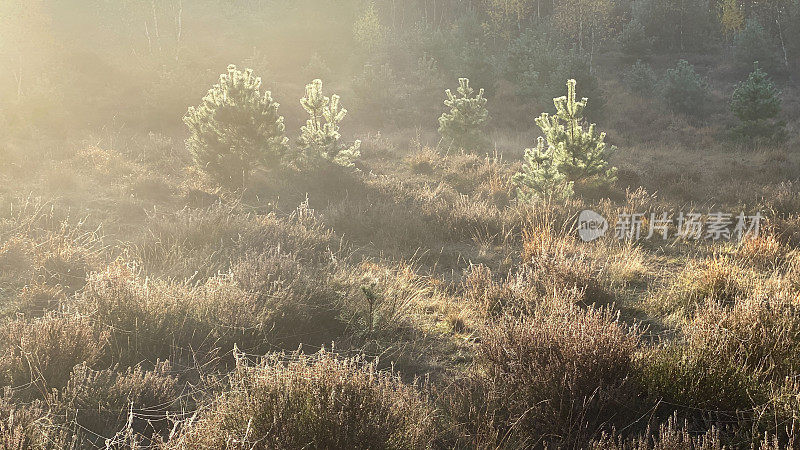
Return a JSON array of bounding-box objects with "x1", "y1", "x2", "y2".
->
[{"x1": 1, "y1": 0, "x2": 800, "y2": 448}]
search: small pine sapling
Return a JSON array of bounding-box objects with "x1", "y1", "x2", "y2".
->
[
  {"x1": 438, "y1": 78, "x2": 489, "y2": 152},
  {"x1": 536, "y1": 79, "x2": 617, "y2": 188},
  {"x1": 512, "y1": 137, "x2": 574, "y2": 201},
  {"x1": 184, "y1": 64, "x2": 289, "y2": 187},
  {"x1": 298, "y1": 79, "x2": 361, "y2": 167},
  {"x1": 730, "y1": 62, "x2": 785, "y2": 142},
  {"x1": 515, "y1": 79, "x2": 616, "y2": 200},
  {"x1": 659, "y1": 59, "x2": 711, "y2": 117}
]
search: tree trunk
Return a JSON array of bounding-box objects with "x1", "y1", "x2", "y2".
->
[{"x1": 776, "y1": 17, "x2": 790, "y2": 69}]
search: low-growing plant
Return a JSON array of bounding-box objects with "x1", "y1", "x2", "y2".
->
[
  {"x1": 59, "y1": 361, "x2": 182, "y2": 443},
  {"x1": 0, "y1": 313, "x2": 109, "y2": 395},
  {"x1": 447, "y1": 300, "x2": 641, "y2": 448},
  {"x1": 166, "y1": 350, "x2": 436, "y2": 449},
  {"x1": 184, "y1": 64, "x2": 289, "y2": 187},
  {"x1": 638, "y1": 292, "x2": 800, "y2": 441}
]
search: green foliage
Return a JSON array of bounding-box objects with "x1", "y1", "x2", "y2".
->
[
  {"x1": 659, "y1": 59, "x2": 711, "y2": 117},
  {"x1": 730, "y1": 62, "x2": 785, "y2": 141},
  {"x1": 456, "y1": 40, "x2": 498, "y2": 96},
  {"x1": 184, "y1": 64, "x2": 288, "y2": 187},
  {"x1": 298, "y1": 79, "x2": 361, "y2": 167},
  {"x1": 438, "y1": 78, "x2": 489, "y2": 151},
  {"x1": 504, "y1": 28, "x2": 604, "y2": 117},
  {"x1": 624, "y1": 59, "x2": 657, "y2": 95},
  {"x1": 512, "y1": 137, "x2": 574, "y2": 201},
  {"x1": 632, "y1": 0, "x2": 717, "y2": 51},
  {"x1": 516, "y1": 79, "x2": 616, "y2": 199},
  {"x1": 618, "y1": 20, "x2": 653, "y2": 59},
  {"x1": 733, "y1": 19, "x2": 780, "y2": 74}
]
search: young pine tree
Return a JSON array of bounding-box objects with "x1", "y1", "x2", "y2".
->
[
  {"x1": 730, "y1": 62, "x2": 785, "y2": 141},
  {"x1": 659, "y1": 59, "x2": 710, "y2": 117},
  {"x1": 438, "y1": 78, "x2": 489, "y2": 152},
  {"x1": 515, "y1": 80, "x2": 615, "y2": 200},
  {"x1": 512, "y1": 137, "x2": 574, "y2": 201},
  {"x1": 298, "y1": 79, "x2": 361, "y2": 167},
  {"x1": 540, "y1": 80, "x2": 616, "y2": 186},
  {"x1": 184, "y1": 64, "x2": 288, "y2": 187}
]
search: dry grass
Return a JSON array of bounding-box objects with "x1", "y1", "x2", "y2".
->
[
  {"x1": 165, "y1": 350, "x2": 437, "y2": 449},
  {"x1": 444, "y1": 297, "x2": 641, "y2": 448}
]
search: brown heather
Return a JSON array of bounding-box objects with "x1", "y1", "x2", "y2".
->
[
  {"x1": 3, "y1": 2, "x2": 800, "y2": 446},
  {"x1": 166, "y1": 350, "x2": 436, "y2": 449}
]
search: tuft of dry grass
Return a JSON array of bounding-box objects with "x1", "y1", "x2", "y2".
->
[
  {"x1": 0, "y1": 313, "x2": 110, "y2": 395},
  {"x1": 166, "y1": 350, "x2": 437, "y2": 449},
  {"x1": 445, "y1": 297, "x2": 641, "y2": 448}
]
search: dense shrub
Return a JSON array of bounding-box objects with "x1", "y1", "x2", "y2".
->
[
  {"x1": 184, "y1": 64, "x2": 289, "y2": 187},
  {"x1": 659, "y1": 59, "x2": 711, "y2": 117},
  {"x1": 75, "y1": 259, "x2": 347, "y2": 366},
  {"x1": 639, "y1": 293, "x2": 800, "y2": 441},
  {"x1": 448, "y1": 300, "x2": 640, "y2": 447},
  {"x1": 730, "y1": 62, "x2": 785, "y2": 141},
  {"x1": 59, "y1": 361, "x2": 182, "y2": 444},
  {"x1": 75, "y1": 263, "x2": 262, "y2": 365},
  {"x1": 166, "y1": 350, "x2": 436, "y2": 449},
  {"x1": 624, "y1": 60, "x2": 657, "y2": 96},
  {"x1": 0, "y1": 313, "x2": 109, "y2": 394},
  {"x1": 521, "y1": 223, "x2": 612, "y2": 305},
  {"x1": 438, "y1": 78, "x2": 489, "y2": 152}
]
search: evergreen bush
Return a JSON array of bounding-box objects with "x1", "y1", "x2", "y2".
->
[
  {"x1": 438, "y1": 78, "x2": 489, "y2": 151},
  {"x1": 618, "y1": 20, "x2": 653, "y2": 59},
  {"x1": 514, "y1": 79, "x2": 616, "y2": 200},
  {"x1": 504, "y1": 28, "x2": 604, "y2": 118},
  {"x1": 184, "y1": 64, "x2": 288, "y2": 187},
  {"x1": 733, "y1": 19, "x2": 780, "y2": 74},
  {"x1": 298, "y1": 79, "x2": 361, "y2": 167},
  {"x1": 731, "y1": 62, "x2": 785, "y2": 141},
  {"x1": 659, "y1": 59, "x2": 711, "y2": 117},
  {"x1": 624, "y1": 60, "x2": 657, "y2": 95}
]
